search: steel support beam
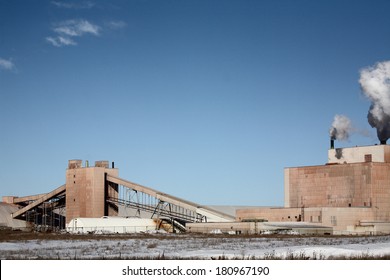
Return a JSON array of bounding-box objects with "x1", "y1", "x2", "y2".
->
[{"x1": 12, "y1": 185, "x2": 66, "y2": 219}]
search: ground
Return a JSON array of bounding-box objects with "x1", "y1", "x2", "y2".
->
[{"x1": 1, "y1": 228, "x2": 390, "y2": 260}]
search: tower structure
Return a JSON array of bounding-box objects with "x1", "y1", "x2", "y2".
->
[{"x1": 65, "y1": 160, "x2": 119, "y2": 224}]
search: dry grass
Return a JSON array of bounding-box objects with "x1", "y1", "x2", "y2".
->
[
  {"x1": 0, "y1": 227, "x2": 176, "y2": 241},
  {"x1": 2, "y1": 227, "x2": 390, "y2": 260},
  {"x1": 3, "y1": 252, "x2": 390, "y2": 260},
  {"x1": 2, "y1": 227, "x2": 386, "y2": 242}
]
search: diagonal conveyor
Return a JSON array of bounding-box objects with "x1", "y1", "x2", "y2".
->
[
  {"x1": 106, "y1": 175, "x2": 235, "y2": 222},
  {"x1": 12, "y1": 185, "x2": 66, "y2": 219}
]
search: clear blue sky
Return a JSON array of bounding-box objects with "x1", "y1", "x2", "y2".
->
[{"x1": 1, "y1": 0, "x2": 390, "y2": 206}]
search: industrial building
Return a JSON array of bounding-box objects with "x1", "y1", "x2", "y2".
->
[
  {"x1": 233, "y1": 144, "x2": 390, "y2": 234},
  {"x1": 2, "y1": 143, "x2": 390, "y2": 235},
  {"x1": 1, "y1": 159, "x2": 234, "y2": 233}
]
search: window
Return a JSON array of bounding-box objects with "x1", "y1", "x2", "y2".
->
[
  {"x1": 364, "y1": 154, "x2": 372, "y2": 162},
  {"x1": 331, "y1": 216, "x2": 337, "y2": 226}
]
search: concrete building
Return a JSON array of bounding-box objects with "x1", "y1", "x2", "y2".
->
[
  {"x1": 2, "y1": 159, "x2": 233, "y2": 232},
  {"x1": 236, "y1": 144, "x2": 390, "y2": 234},
  {"x1": 4, "y1": 145, "x2": 390, "y2": 235},
  {"x1": 65, "y1": 160, "x2": 119, "y2": 224}
]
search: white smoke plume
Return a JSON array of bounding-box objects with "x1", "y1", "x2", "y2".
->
[
  {"x1": 329, "y1": 114, "x2": 352, "y2": 141},
  {"x1": 359, "y1": 61, "x2": 390, "y2": 143}
]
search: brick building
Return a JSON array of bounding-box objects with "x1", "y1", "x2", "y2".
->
[{"x1": 237, "y1": 144, "x2": 390, "y2": 234}]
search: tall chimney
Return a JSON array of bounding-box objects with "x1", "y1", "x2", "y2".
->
[
  {"x1": 330, "y1": 138, "x2": 335, "y2": 149},
  {"x1": 380, "y1": 140, "x2": 387, "y2": 145}
]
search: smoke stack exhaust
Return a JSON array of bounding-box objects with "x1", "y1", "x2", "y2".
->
[
  {"x1": 329, "y1": 114, "x2": 352, "y2": 145},
  {"x1": 360, "y1": 61, "x2": 390, "y2": 144}
]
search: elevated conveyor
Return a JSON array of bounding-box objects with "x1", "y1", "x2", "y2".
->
[
  {"x1": 11, "y1": 185, "x2": 65, "y2": 219},
  {"x1": 7, "y1": 168, "x2": 234, "y2": 231},
  {"x1": 106, "y1": 175, "x2": 235, "y2": 223}
]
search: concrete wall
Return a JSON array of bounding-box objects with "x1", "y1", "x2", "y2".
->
[
  {"x1": 65, "y1": 160, "x2": 118, "y2": 224},
  {"x1": 328, "y1": 145, "x2": 390, "y2": 164},
  {"x1": 237, "y1": 207, "x2": 302, "y2": 222},
  {"x1": 284, "y1": 162, "x2": 390, "y2": 212},
  {"x1": 187, "y1": 222, "x2": 258, "y2": 234},
  {"x1": 237, "y1": 207, "x2": 390, "y2": 234},
  {"x1": 0, "y1": 202, "x2": 28, "y2": 229},
  {"x1": 236, "y1": 206, "x2": 377, "y2": 233},
  {"x1": 2, "y1": 197, "x2": 17, "y2": 204},
  {"x1": 186, "y1": 221, "x2": 333, "y2": 235},
  {"x1": 319, "y1": 207, "x2": 374, "y2": 232}
]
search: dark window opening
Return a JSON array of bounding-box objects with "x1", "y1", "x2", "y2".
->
[{"x1": 364, "y1": 154, "x2": 372, "y2": 162}]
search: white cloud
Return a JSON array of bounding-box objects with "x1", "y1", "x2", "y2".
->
[
  {"x1": 54, "y1": 20, "x2": 100, "y2": 37},
  {"x1": 46, "y1": 18, "x2": 126, "y2": 48},
  {"x1": 106, "y1": 20, "x2": 127, "y2": 30},
  {"x1": 46, "y1": 19, "x2": 100, "y2": 47},
  {"x1": 0, "y1": 58, "x2": 15, "y2": 71},
  {"x1": 51, "y1": 1, "x2": 95, "y2": 9},
  {"x1": 46, "y1": 36, "x2": 77, "y2": 47}
]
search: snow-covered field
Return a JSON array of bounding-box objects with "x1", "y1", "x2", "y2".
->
[{"x1": 1, "y1": 234, "x2": 390, "y2": 260}]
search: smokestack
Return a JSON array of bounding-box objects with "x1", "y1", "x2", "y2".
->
[
  {"x1": 381, "y1": 140, "x2": 387, "y2": 145},
  {"x1": 330, "y1": 138, "x2": 335, "y2": 149}
]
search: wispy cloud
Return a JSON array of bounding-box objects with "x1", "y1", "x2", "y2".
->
[
  {"x1": 54, "y1": 19, "x2": 100, "y2": 37},
  {"x1": 46, "y1": 19, "x2": 100, "y2": 47},
  {"x1": 51, "y1": 1, "x2": 95, "y2": 9},
  {"x1": 0, "y1": 58, "x2": 15, "y2": 71},
  {"x1": 46, "y1": 36, "x2": 77, "y2": 47},
  {"x1": 106, "y1": 20, "x2": 127, "y2": 30}
]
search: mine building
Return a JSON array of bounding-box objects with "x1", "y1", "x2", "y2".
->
[
  {"x1": 233, "y1": 143, "x2": 390, "y2": 234},
  {"x1": 2, "y1": 143, "x2": 390, "y2": 235}
]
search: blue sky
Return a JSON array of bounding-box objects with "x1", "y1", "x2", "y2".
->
[{"x1": 1, "y1": 0, "x2": 390, "y2": 206}]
